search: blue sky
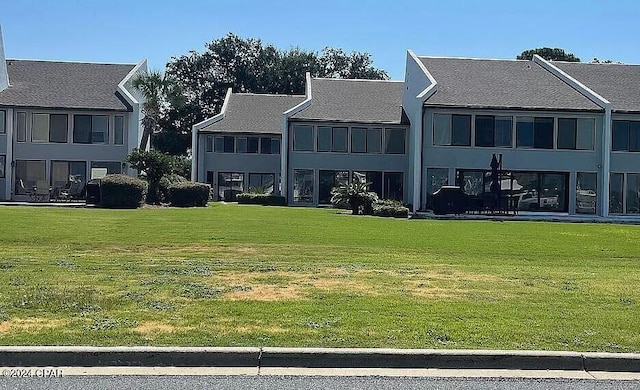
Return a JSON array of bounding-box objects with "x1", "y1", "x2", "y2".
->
[{"x1": 1, "y1": 0, "x2": 639, "y2": 80}]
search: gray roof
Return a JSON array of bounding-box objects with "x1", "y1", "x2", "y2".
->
[
  {"x1": 419, "y1": 57, "x2": 602, "y2": 112},
  {"x1": 553, "y1": 61, "x2": 640, "y2": 113},
  {"x1": 200, "y1": 93, "x2": 305, "y2": 134},
  {"x1": 291, "y1": 78, "x2": 408, "y2": 124},
  {"x1": 0, "y1": 59, "x2": 135, "y2": 111}
]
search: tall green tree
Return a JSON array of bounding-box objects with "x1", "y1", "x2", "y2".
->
[
  {"x1": 517, "y1": 48, "x2": 581, "y2": 62},
  {"x1": 132, "y1": 70, "x2": 185, "y2": 150},
  {"x1": 160, "y1": 33, "x2": 388, "y2": 155}
]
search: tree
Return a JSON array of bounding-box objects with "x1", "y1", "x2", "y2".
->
[
  {"x1": 160, "y1": 34, "x2": 388, "y2": 155},
  {"x1": 517, "y1": 48, "x2": 580, "y2": 62},
  {"x1": 126, "y1": 149, "x2": 175, "y2": 204},
  {"x1": 132, "y1": 70, "x2": 185, "y2": 150},
  {"x1": 330, "y1": 181, "x2": 379, "y2": 215}
]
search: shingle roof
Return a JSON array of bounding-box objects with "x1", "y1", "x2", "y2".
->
[
  {"x1": 0, "y1": 59, "x2": 135, "y2": 111},
  {"x1": 419, "y1": 57, "x2": 602, "y2": 112},
  {"x1": 291, "y1": 78, "x2": 408, "y2": 124},
  {"x1": 553, "y1": 61, "x2": 640, "y2": 113},
  {"x1": 200, "y1": 93, "x2": 305, "y2": 134}
]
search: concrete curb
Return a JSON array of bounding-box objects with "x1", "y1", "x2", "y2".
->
[{"x1": 0, "y1": 347, "x2": 638, "y2": 372}]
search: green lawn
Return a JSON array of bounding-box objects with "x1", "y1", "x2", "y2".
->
[{"x1": 0, "y1": 204, "x2": 638, "y2": 351}]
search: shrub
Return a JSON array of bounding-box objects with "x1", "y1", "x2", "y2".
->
[
  {"x1": 237, "y1": 193, "x2": 287, "y2": 206},
  {"x1": 373, "y1": 199, "x2": 410, "y2": 218},
  {"x1": 99, "y1": 174, "x2": 147, "y2": 209},
  {"x1": 330, "y1": 182, "x2": 378, "y2": 215},
  {"x1": 159, "y1": 174, "x2": 188, "y2": 202},
  {"x1": 168, "y1": 182, "x2": 210, "y2": 207}
]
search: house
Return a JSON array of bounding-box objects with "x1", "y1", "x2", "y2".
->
[
  {"x1": 0, "y1": 25, "x2": 146, "y2": 201},
  {"x1": 192, "y1": 52, "x2": 640, "y2": 217}
]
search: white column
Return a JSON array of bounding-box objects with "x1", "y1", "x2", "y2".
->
[{"x1": 5, "y1": 108, "x2": 13, "y2": 200}]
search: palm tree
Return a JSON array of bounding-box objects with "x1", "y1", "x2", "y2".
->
[
  {"x1": 132, "y1": 70, "x2": 184, "y2": 150},
  {"x1": 330, "y1": 181, "x2": 378, "y2": 215}
]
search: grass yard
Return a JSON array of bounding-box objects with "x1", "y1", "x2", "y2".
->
[{"x1": 0, "y1": 204, "x2": 638, "y2": 352}]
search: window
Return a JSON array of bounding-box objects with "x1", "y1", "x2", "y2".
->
[
  {"x1": 91, "y1": 116, "x2": 108, "y2": 143},
  {"x1": 318, "y1": 127, "x2": 347, "y2": 153},
  {"x1": 293, "y1": 169, "x2": 314, "y2": 202},
  {"x1": 114, "y1": 116, "x2": 124, "y2": 145},
  {"x1": 0, "y1": 110, "x2": 5, "y2": 134},
  {"x1": 205, "y1": 135, "x2": 214, "y2": 152},
  {"x1": 206, "y1": 171, "x2": 214, "y2": 185},
  {"x1": 73, "y1": 115, "x2": 109, "y2": 144},
  {"x1": 49, "y1": 114, "x2": 68, "y2": 143},
  {"x1": 236, "y1": 138, "x2": 247, "y2": 153},
  {"x1": 14, "y1": 160, "x2": 46, "y2": 195},
  {"x1": 384, "y1": 172, "x2": 404, "y2": 201},
  {"x1": 576, "y1": 172, "x2": 597, "y2": 214},
  {"x1": 516, "y1": 117, "x2": 553, "y2": 149},
  {"x1": 385, "y1": 128, "x2": 406, "y2": 154},
  {"x1": 32, "y1": 114, "x2": 49, "y2": 142},
  {"x1": 352, "y1": 127, "x2": 382, "y2": 153},
  {"x1": 51, "y1": 161, "x2": 86, "y2": 196},
  {"x1": 319, "y1": 170, "x2": 349, "y2": 204},
  {"x1": 426, "y1": 168, "x2": 448, "y2": 209},
  {"x1": 0, "y1": 155, "x2": 5, "y2": 178},
  {"x1": 475, "y1": 116, "x2": 512, "y2": 147},
  {"x1": 558, "y1": 118, "x2": 594, "y2": 150},
  {"x1": 16, "y1": 112, "x2": 26, "y2": 142},
  {"x1": 627, "y1": 174, "x2": 640, "y2": 214},
  {"x1": 248, "y1": 173, "x2": 275, "y2": 194},
  {"x1": 247, "y1": 137, "x2": 259, "y2": 153},
  {"x1": 260, "y1": 137, "x2": 280, "y2": 154},
  {"x1": 434, "y1": 114, "x2": 471, "y2": 146},
  {"x1": 612, "y1": 120, "x2": 640, "y2": 152},
  {"x1": 610, "y1": 173, "x2": 624, "y2": 213},
  {"x1": 293, "y1": 125, "x2": 313, "y2": 151},
  {"x1": 218, "y1": 172, "x2": 244, "y2": 201},
  {"x1": 214, "y1": 136, "x2": 234, "y2": 153},
  {"x1": 352, "y1": 171, "x2": 383, "y2": 198},
  {"x1": 91, "y1": 161, "x2": 121, "y2": 179}
]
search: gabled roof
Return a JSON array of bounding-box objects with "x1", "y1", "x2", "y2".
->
[
  {"x1": 291, "y1": 78, "x2": 408, "y2": 124},
  {"x1": 553, "y1": 61, "x2": 640, "y2": 113},
  {"x1": 200, "y1": 93, "x2": 305, "y2": 134},
  {"x1": 418, "y1": 57, "x2": 602, "y2": 112},
  {"x1": 0, "y1": 59, "x2": 136, "y2": 111}
]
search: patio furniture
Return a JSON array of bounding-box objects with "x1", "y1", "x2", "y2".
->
[
  {"x1": 60, "y1": 179, "x2": 85, "y2": 200},
  {"x1": 34, "y1": 181, "x2": 51, "y2": 202}
]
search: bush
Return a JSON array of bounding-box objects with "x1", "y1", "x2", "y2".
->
[
  {"x1": 168, "y1": 182, "x2": 210, "y2": 207},
  {"x1": 159, "y1": 174, "x2": 188, "y2": 202},
  {"x1": 99, "y1": 174, "x2": 147, "y2": 209},
  {"x1": 373, "y1": 199, "x2": 409, "y2": 218},
  {"x1": 236, "y1": 193, "x2": 287, "y2": 206},
  {"x1": 330, "y1": 182, "x2": 378, "y2": 215}
]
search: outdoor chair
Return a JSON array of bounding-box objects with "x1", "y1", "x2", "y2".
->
[{"x1": 34, "y1": 180, "x2": 51, "y2": 202}]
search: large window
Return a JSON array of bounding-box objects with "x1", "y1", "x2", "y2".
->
[
  {"x1": 293, "y1": 169, "x2": 314, "y2": 202},
  {"x1": 317, "y1": 127, "x2": 348, "y2": 153},
  {"x1": 475, "y1": 116, "x2": 512, "y2": 147},
  {"x1": 351, "y1": 127, "x2": 382, "y2": 153},
  {"x1": 434, "y1": 114, "x2": 471, "y2": 146},
  {"x1": 114, "y1": 116, "x2": 124, "y2": 145},
  {"x1": 557, "y1": 118, "x2": 594, "y2": 150},
  {"x1": 426, "y1": 168, "x2": 449, "y2": 209},
  {"x1": 0, "y1": 155, "x2": 5, "y2": 178},
  {"x1": 248, "y1": 173, "x2": 275, "y2": 194},
  {"x1": 627, "y1": 174, "x2": 640, "y2": 214},
  {"x1": 73, "y1": 115, "x2": 108, "y2": 144},
  {"x1": 612, "y1": 120, "x2": 640, "y2": 152},
  {"x1": 260, "y1": 137, "x2": 280, "y2": 154},
  {"x1": 14, "y1": 160, "x2": 46, "y2": 195},
  {"x1": 385, "y1": 128, "x2": 406, "y2": 154},
  {"x1": 214, "y1": 136, "x2": 235, "y2": 153},
  {"x1": 352, "y1": 171, "x2": 383, "y2": 198},
  {"x1": 51, "y1": 161, "x2": 87, "y2": 198},
  {"x1": 0, "y1": 110, "x2": 5, "y2": 134},
  {"x1": 610, "y1": 173, "x2": 624, "y2": 213},
  {"x1": 218, "y1": 172, "x2": 244, "y2": 201},
  {"x1": 384, "y1": 172, "x2": 404, "y2": 201},
  {"x1": 293, "y1": 125, "x2": 313, "y2": 151},
  {"x1": 91, "y1": 161, "x2": 121, "y2": 179},
  {"x1": 31, "y1": 113, "x2": 68, "y2": 143},
  {"x1": 16, "y1": 112, "x2": 26, "y2": 142},
  {"x1": 516, "y1": 117, "x2": 553, "y2": 149},
  {"x1": 576, "y1": 172, "x2": 597, "y2": 214},
  {"x1": 319, "y1": 170, "x2": 349, "y2": 204}
]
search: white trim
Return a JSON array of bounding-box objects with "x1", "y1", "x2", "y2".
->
[
  {"x1": 533, "y1": 55, "x2": 612, "y2": 217},
  {"x1": 281, "y1": 72, "x2": 313, "y2": 200},
  {"x1": 0, "y1": 25, "x2": 9, "y2": 91},
  {"x1": 117, "y1": 59, "x2": 147, "y2": 107},
  {"x1": 191, "y1": 88, "x2": 232, "y2": 182},
  {"x1": 4, "y1": 108, "x2": 13, "y2": 200}
]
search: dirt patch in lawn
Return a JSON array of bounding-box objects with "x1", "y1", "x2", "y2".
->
[
  {"x1": 224, "y1": 285, "x2": 302, "y2": 301},
  {"x1": 133, "y1": 322, "x2": 194, "y2": 336},
  {"x1": 0, "y1": 318, "x2": 68, "y2": 334}
]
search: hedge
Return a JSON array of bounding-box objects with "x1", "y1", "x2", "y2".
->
[
  {"x1": 168, "y1": 182, "x2": 210, "y2": 207},
  {"x1": 159, "y1": 174, "x2": 188, "y2": 202},
  {"x1": 236, "y1": 193, "x2": 287, "y2": 206},
  {"x1": 373, "y1": 199, "x2": 409, "y2": 218},
  {"x1": 99, "y1": 174, "x2": 147, "y2": 209}
]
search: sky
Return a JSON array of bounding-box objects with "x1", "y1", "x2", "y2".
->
[{"x1": 1, "y1": 0, "x2": 640, "y2": 80}]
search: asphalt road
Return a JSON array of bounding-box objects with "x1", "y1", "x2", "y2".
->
[{"x1": 1, "y1": 376, "x2": 639, "y2": 390}]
